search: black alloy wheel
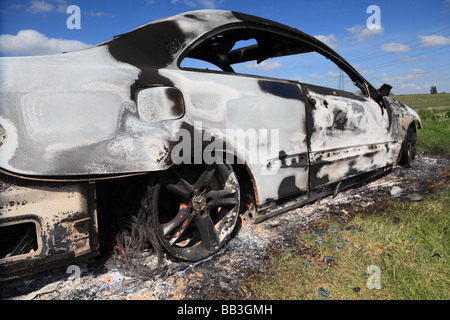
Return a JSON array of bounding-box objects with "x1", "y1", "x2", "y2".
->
[{"x1": 147, "y1": 163, "x2": 240, "y2": 261}]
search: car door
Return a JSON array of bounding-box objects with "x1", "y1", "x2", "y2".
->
[
  {"x1": 301, "y1": 83, "x2": 391, "y2": 189},
  {"x1": 160, "y1": 67, "x2": 309, "y2": 205}
]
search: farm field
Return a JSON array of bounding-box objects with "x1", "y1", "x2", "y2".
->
[{"x1": 393, "y1": 93, "x2": 450, "y2": 110}]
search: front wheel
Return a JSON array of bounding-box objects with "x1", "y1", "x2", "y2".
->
[
  {"x1": 399, "y1": 123, "x2": 417, "y2": 167},
  {"x1": 145, "y1": 164, "x2": 240, "y2": 261}
]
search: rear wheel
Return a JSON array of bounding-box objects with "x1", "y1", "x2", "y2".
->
[
  {"x1": 146, "y1": 164, "x2": 240, "y2": 261},
  {"x1": 399, "y1": 123, "x2": 417, "y2": 167}
]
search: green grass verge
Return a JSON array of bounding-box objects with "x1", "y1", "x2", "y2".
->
[
  {"x1": 393, "y1": 93, "x2": 450, "y2": 109},
  {"x1": 245, "y1": 188, "x2": 450, "y2": 300},
  {"x1": 416, "y1": 109, "x2": 450, "y2": 154}
]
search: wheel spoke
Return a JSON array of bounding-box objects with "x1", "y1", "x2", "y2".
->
[
  {"x1": 194, "y1": 212, "x2": 219, "y2": 253},
  {"x1": 205, "y1": 189, "x2": 237, "y2": 209},
  {"x1": 161, "y1": 167, "x2": 194, "y2": 201},
  {"x1": 168, "y1": 215, "x2": 195, "y2": 245},
  {"x1": 161, "y1": 203, "x2": 192, "y2": 240},
  {"x1": 193, "y1": 165, "x2": 215, "y2": 192},
  {"x1": 165, "y1": 178, "x2": 194, "y2": 201}
]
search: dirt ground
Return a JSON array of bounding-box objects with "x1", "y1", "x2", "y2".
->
[{"x1": 1, "y1": 152, "x2": 449, "y2": 300}]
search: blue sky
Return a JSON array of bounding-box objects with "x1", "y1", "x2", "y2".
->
[{"x1": 0, "y1": 0, "x2": 449, "y2": 94}]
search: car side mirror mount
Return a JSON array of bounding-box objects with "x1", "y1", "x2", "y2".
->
[{"x1": 378, "y1": 83, "x2": 392, "y2": 97}]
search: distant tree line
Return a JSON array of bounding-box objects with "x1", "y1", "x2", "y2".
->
[{"x1": 430, "y1": 84, "x2": 437, "y2": 94}]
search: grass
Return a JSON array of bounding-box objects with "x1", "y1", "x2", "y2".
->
[
  {"x1": 416, "y1": 109, "x2": 450, "y2": 154},
  {"x1": 244, "y1": 188, "x2": 450, "y2": 300},
  {"x1": 392, "y1": 93, "x2": 450, "y2": 109}
]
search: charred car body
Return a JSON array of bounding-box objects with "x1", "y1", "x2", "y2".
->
[{"x1": 0, "y1": 10, "x2": 420, "y2": 280}]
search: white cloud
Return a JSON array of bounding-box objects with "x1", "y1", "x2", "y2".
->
[
  {"x1": 26, "y1": 1, "x2": 110, "y2": 15},
  {"x1": 352, "y1": 62, "x2": 375, "y2": 76},
  {"x1": 361, "y1": 70, "x2": 376, "y2": 75},
  {"x1": 171, "y1": 0, "x2": 223, "y2": 8},
  {"x1": 290, "y1": 76, "x2": 311, "y2": 84},
  {"x1": 399, "y1": 83, "x2": 430, "y2": 91},
  {"x1": 380, "y1": 69, "x2": 426, "y2": 83},
  {"x1": 326, "y1": 71, "x2": 341, "y2": 78},
  {"x1": 53, "y1": 0, "x2": 67, "y2": 13},
  {"x1": 0, "y1": 29, "x2": 89, "y2": 56},
  {"x1": 27, "y1": 0, "x2": 54, "y2": 13},
  {"x1": 244, "y1": 60, "x2": 282, "y2": 72},
  {"x1": 346, "y1": 25, "x2": 384, "y2": 41},
  {"x1": 395, "y1": 56, "x2": 431, "y2": 63},
  {"x1": 24, "y1": 0, "x2": 71, "y2": 14},
  {"x1": 21, "y1": 0, "x2": 114, "y2": 19},
  {"x1": 310, "y1": 74, "x2": 322, "y2": 79},
  {"x1": 379, "y1": 69, "x2": 432, "y2": 94},
  {"x1": 419, "y1": 35, "x2": 450, "y2": 47},
  {"x1": 314, "y1": 34, "x2": 338, "y2": 49},
  {"x1": 380, "y1": 43, "x2": 411, "y2": 53},
  {"x1": 290, "y1": 76, "x2": 304, "y2": 82},
  {"x1": 86, "y1": 11, "x2": 115, "y2": 18},
  {"x1": 9, "y1": 4, "x2": 25, "y2": 10}
]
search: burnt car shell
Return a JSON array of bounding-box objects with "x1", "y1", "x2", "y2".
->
[{"x1": 0, "y1": 10, "x2": 421, "y2": 280}]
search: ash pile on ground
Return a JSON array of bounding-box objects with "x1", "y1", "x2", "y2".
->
[{"x1": 1, "y1": 152, "x2": 448, "y2": 300}]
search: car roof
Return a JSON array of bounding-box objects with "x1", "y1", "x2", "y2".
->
[
  {"x1": 105, "y1": 10, "x2": 328, "y2": 66},
  {"x1": 104, "y1": 9, "x2": 377, "y2": 98},
  {"x1": 120, "y1": 9, "x2": 309, "y2": 43}
]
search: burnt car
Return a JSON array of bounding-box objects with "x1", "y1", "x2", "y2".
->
[{"x1": 0, "y1": 10, "x2": 421, "y2": 280}]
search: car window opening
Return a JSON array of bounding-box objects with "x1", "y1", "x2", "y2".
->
[{"x1": 179, "y1": 27, "x2": 364, "y2": 94}]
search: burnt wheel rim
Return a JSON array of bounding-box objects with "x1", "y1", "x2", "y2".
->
[{"x1": 153, "y1": 164, "x2": 240, "y2": 261}]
